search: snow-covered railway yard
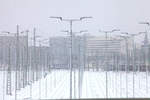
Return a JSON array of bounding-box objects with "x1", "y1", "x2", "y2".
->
[{"x1": 0, "y1": 70, "x2": 150, "y2": 100}]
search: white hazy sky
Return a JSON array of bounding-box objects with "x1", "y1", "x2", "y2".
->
[{"x1": 0, "y1": 0, "x2": 150, "y2": 42}]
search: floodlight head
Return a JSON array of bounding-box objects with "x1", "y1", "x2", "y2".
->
[
  {"x1": 130, "y1": 34, "x2": 136, "y2": 36},
  {"x1": 1, "y1": 31, "x2": 10, "y2": 34},
  {"x1": 119, "y1": 35, "x2": 126, "y2": 38},
  {"x1": 116, "y1": 35, "x2": 127, "y2": 39},
  {"x1": 139, "y1": 22, "x2": 150, "y2": 26},
  {"x1": 131, "y1": 33, "x2": 143, "y2": 37},
  {"x1": 80, "y1": 30, "x2": 88, "y2": 33},
  {"x1": 80, "y1": 16, "x2": 92, "y2": 20},
  {"x1": 61, "y1": 30, "x2": 69, "y2": 33},
  {"x1": 112, "y1": 29, "x2": 120, "y2": 32},
  {"x1": 121, "y1": 32, "x2": 129, "y2": 35},
  {"x1": 121, "y1": 35, "x2": 130, "y2": 39},
  {"x1": 49, "y1": 16, "x2": 62, "y2": 20},
  {"x1": 20, "y1": 31, "x2": 24, "y2": 34},
  {"x1": 139, "y1": 31, "x2": 146, "y2": 33}
]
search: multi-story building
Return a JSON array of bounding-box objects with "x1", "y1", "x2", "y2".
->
[
  {"x1": 0, "y1": 35, "x2": 27, "y2": 70},
  {"x1": 85, "y1": 35, "x2": 121, "y2": 71}
]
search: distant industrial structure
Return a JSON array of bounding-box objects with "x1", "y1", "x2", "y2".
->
[{"x1": 0, "y1": 33, "x2": 150, "y2": 72}]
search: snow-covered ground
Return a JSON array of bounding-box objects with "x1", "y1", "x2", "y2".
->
[{"x1": 0, "y1": 70, "x2": 150, "y2": 100}]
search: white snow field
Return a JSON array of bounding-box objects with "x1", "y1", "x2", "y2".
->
[{"x1": 0, "y1": 70, "x2": 150, "y2": 100}]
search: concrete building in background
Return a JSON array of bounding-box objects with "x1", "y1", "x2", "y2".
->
[
  {"x1": 0, "y1": 34, "x2": 145, "y2": 71},
  {"x1": 85, "y1": 35, "x2": 121, "y2": 71},
  {"x1": 49, "y1": 35, "x2": 86, "y2": 69},
  {"x1": 0, "y1": 35, "x2": 27, "y2": 70}
]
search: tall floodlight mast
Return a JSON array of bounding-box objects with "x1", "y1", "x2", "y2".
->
[
  {"x1": 49, "y1": 16, "x2": 92, "y2": 99},
  {"x1": 61, "y1": 30, "x2": 87, "y2": 98},
  {"x1": 139, "y1": 22, "x2": 150, "y2": 94},
  {"x1": 99, "y1": 29, "x2": 120, "y2": 98}
]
